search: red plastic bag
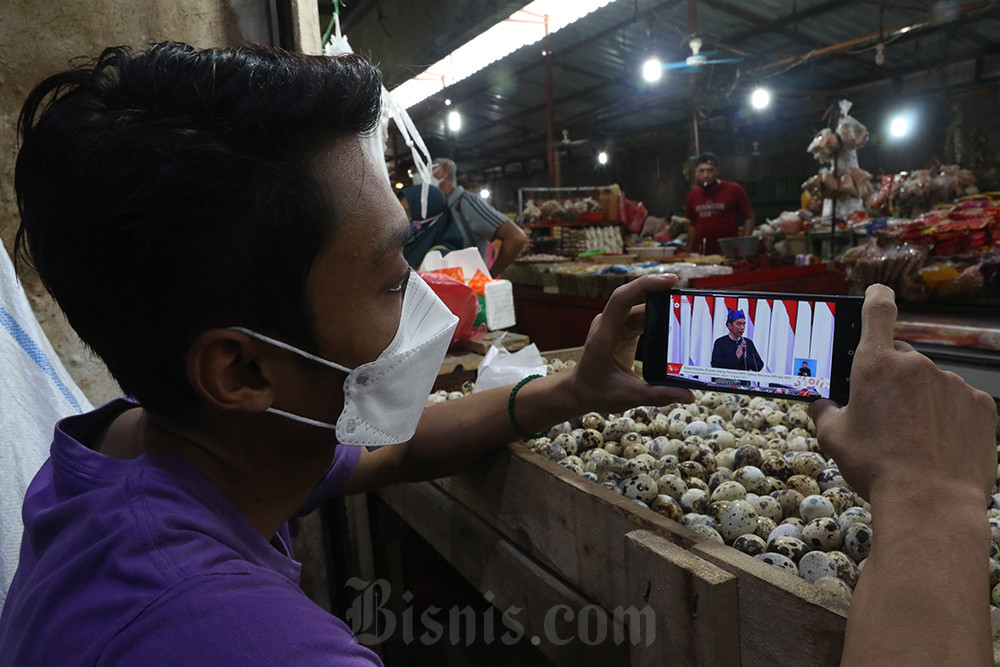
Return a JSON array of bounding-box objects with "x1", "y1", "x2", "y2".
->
[
  {"x1": 619, "y1": 196, "x2": 648, "y2": 234},
  {"x1": 418, "y1": 271, "x2": 485, "y2": 348}
]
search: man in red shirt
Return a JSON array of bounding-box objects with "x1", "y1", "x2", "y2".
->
[{"x1": 684, "y1": 152, "x2": 755, "y2": 255}]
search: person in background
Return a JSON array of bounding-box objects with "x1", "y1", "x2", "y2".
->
[
  {"x1": 684, "y1": 152, "x2": 755, "y2": 255},
  {"x1": 797, "y1": 360, "x2": 813, "y2": 377},
  {"x1": 398, "y1": 183, "x2": 465, "y2": 269},
  {"x1": 421, "y1": 137, "x2": 527, "y2": 277}
]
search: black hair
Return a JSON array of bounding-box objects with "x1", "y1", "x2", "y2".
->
[
  {"x1": 694, "y1": 152, "x2": 719, "y2": 167},
  {"x1": 14, "y1": 42, "x2": 383, "y2": 413}
]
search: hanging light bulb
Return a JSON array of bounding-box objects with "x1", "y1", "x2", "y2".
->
[
  {"x1": 875, "y1": 43, "x2": 885, "y2": 66},
  {"x1": 479, "y1": 188, "x2": 491, "y2": 199},
  {"x1": 750, "y1": 87, "x2": 771, "y2": 110},
  {"x1": 447, "y1": 110, "x2": 462, "y2": 132},
  {"x1": 642, "y1": 57, "x2": 662, "y2": 82},
  {"x1": 598, "y1": 151, "x2": 608, "y2": 165}
]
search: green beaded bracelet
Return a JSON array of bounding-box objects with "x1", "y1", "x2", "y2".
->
[{"x1": 507, "y1": 374, "x2": 547, "y2": 439}]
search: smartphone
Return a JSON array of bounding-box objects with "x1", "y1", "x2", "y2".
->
[{"x1": 643, "y1": 288, "x2": 863, "y2": 404}]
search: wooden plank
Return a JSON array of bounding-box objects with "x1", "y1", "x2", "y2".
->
[
  {"x1": 376, "y1": 481, "x2": 628, "y2": 666},
  {"x1": 691, "y1": 540, "x2": 847, "y2": 666},
  {"x1": 433, "y1": 444, "x2": 703, "y2": 612},
  {"x1": 624, "y1": 530, "x2": 740, "y2": 667}
]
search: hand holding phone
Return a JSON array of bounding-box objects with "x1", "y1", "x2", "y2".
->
[{"x1": 643, "y1": 288, "x2": 863, "y2": 403}]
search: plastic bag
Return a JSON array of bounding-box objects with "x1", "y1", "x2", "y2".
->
[
  {"x1": 835, "y1": 100, "x2": 869, "y2": 151},
  {"x1": 472, "y1": 334, "x2": 547, "y2": 393},
  {"x1": 619, "y1": 197, "x2": 648, "y2": 234},
  {"x1": 418, "y1": 271, "x2": 485, "y2": 348}
]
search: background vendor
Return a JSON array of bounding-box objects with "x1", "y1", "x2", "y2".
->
[{"x1": 685, "y1": 152, "x2": 755, "y2": 255}]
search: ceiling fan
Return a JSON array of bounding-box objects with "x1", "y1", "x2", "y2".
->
[
  {"x1": 547, "y1": 129, "x2": 589, "y2": 147},
  {"x1": 662, "y1": 36, "x2": 742, "y2": 71}
]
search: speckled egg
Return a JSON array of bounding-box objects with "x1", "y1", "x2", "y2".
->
[
  {"x1": 551, "y1": 433, "x2": 579, "y2": 456},
  {"x1": 767, "y1": 523, "x2": 803, "y2": 544},
  {"x1": 768, "y1": 536, "x2": 811, "y2": 563},
  {"x1": 816, "y1": 467, "x2": 847, "y2": 491},
  {"x1": 708, "y1": 500, "x2": 731, "y2": 525},
  {"x1": 600, "y1": 480, "x2": 620, "y2": 494},
  {"x1": 781, "y1": 516, "x2": 806, "y2": 530},
  {"x1": 684, "y1": 513, "x2": 718, "y2": 531},
  {"x1": 760, "y1": 456, "x2": 793, "y2": 482},
  {"x1": 719, "y1": 499, "x2": 759, "y2": 543},
  {"x1": 646, "y1": 436, "x2": 671, "y2": 457},
  {"x1": 578, "y1": 428, "x2": 604, "y2": 451},
  {"x1": 620, "y1": 431, "x2": 645, "y2": 448},
  {"x1": 786, "y1": 472, "x2": 822, "y2": 497},
  {"x1": 755, "y1": 516, "x2": 778, "y2": 540},
  {"x1": 622, "y1": 473, "x2": 659, "y2": 504},
  {"x1": 548, "y1": 421, "x2": 573, "y2": 437},
  {"x1": 843, "y1": 523, "x2": 873, "y2": 563},
  {"x1": 786, "y1": 408, "x2": 811, "y2": 429},
  {"x1": 598, "y1": 471, "x2": 623, "y2": 486},
  {"x1": 625, "y1": 406, "x2": 657, "y2": 424},
  {"x1": 708, "y1": 430, "x2": 737, "y2": 451},
  {"x1": 667, "y1": 407, "x2": 693, "y2": 424},
  {"x1": 992, "y1": 583, "x2": 1000, "y2": 607},
  {"x1": 657, "y1": 474, "x2": 687, "y2": 500},
  {"x1": 990, "y1": 558, "x2": 1000, "y2": 589},
  {"x1": 733, "y1": 444, "x2": 763, "y2": 469},
  {"x1": 682, "y1": 420, "x2": 710, "y2": 439},
  {"x1": 992, "y1": 542, "x2": 999, "y2": 559},
  {"x1": 733, "y1": 534, "x2": 768, "y2": 556},
  {"x1": 798, "y1": 551, "x2": 838, "y2": 583},
  {"x1": 791, "y1": 452, "x2": 825, "y2": 478},
  {"x1": 733, "y1": 466, "x2": 767, "y2": 494},
  {"x1": 557, "y1": 459, "x2": 583, "y2": 475},
  {"x1": 581, "y1": 471, "x2": 598, "y2": 483},
  {"x1": 737, "y1": 433, "x2": 768, "y2": 449},
  {"x1": 689, "y1": 448, "x2": 718, "y2": 474},
  {"x1": 711, "y1": 480, "x2": 748, "y2": 503},
  {"x1": 680, "y1": 488, "x2": 710, "y2": 514},
  {"x1": 838, "y1": 507, "x2": 872, "y2": 528},
  {"x1": 822, "y1": 487, "x2": 858, "y2": 515},
  {"x1": 687, "y1": 523, "x2": 724, "y2": 543},
  {"x1": 602, "y1": 419, "x2": 630, "y2": 443},
  {"x1": 751, "y1": 495, "x2": 784, "y2": 523},
  {"x1": 989, "y1": 517, "x2": 1000, "y2": 546},
  {"x1": 686, "y1": 477, "x2": 710, "y2": 493},
  {"x1": 622, "y1": 456, "x2": 652, "y2": 477},
  {"x1": 826, "y1": 551, "x2": 860, "y2": 589},
  {"x1": 536, "y1": 441, "x2": 567, "y2": 462},
  {"x1": 650, "y1": 494, "x2": 684, "y2": 522},
  {"x1": 799, "y1": 495, "x2": 837, "y2": 522},
  {"x1": 762, "y1": 476, "x2": 786, "y2": 494},
  {"x1": 813, "y1": 576, "x2": 853, "y2": 600},
  {"x1": 716, "y1": 448, "x2": 737, "y2": 471},
  {"x1": 604, "y1": 441, "x2": 623, "y2": 456},
  {"x1": 581, "y1": 412, "x2": 606, "y2": 432},
  {"x1": 755, "y1": 552, "x2": 799, "y2": 574},
  {"x1": 679, "y1": 460, "x2": 708, "y2": 482},
  {"x1": 771, "y1": 489, "x2": 804, "y2": 519},
  {"x1": 708, "y1": 470, "x2": 734, "y2": 493},
  {"x1": 801, "y1": 517, "x2": 844, "y2": 551}
]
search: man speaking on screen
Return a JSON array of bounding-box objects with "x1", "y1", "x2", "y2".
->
[{"x1": 711, "y1": 309, "x2": 764, "y2": 371}]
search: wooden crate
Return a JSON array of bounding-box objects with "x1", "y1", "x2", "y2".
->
[{"x1": 375, "y1": 444, "x2": 855, "y2": 666}]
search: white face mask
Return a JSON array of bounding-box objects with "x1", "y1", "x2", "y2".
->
[{"x1": 231, "y1": 271, "x2": 458, "y2": 447}]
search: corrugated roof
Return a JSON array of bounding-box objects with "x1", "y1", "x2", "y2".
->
[{"x1": 379, "y1": 0, "x2": 1000, "y2": 175}]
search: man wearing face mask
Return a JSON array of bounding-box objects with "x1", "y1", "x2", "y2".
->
[
  {"x1": 684, "y1": 152, "x2": 755, "y2": 255},
  {"x1": 398, "y1": 182, "x2": 465, "y2": 268},
  {"x1": 0, "y1": 43, "x2": 695, "y2": 665},
  {"x1": 419, "y1": 137, "x2": 527, "y2": 277},
  {"x1": 6, "y1": 43, "x2": 997, "y2": 667}
]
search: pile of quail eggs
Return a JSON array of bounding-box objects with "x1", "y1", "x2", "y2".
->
[{"x1": 428, "y1": 360, "x2": 1000, "y2": 606}]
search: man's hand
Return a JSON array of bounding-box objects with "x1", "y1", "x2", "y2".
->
[
  {"x1": 736, "y1": 340, "x2": 746, "y2": 359},
  {"x1": 567, "y1": 274, "x2": 694, "y2": 415},
  {"x1": 808, "y1": 283, "x2": 996, "y2": 666},
  {"x1": 809, "y1": 284, "x2": 995, "y2": 503}
]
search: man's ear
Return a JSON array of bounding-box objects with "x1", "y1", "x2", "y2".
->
[
  {"x1": 436, "y1": 161, "x2": 452, "y2": 182},
  {"x1": 187, "y1": 329, "x2": 276, "y2": 413}
]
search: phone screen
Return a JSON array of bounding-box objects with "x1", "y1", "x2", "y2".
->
[{"x1": 644, "y1": 289, "x2": 863, "y2": 403}]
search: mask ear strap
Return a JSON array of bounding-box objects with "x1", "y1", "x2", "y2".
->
[
  {"x1": 265, "y1": 407, "x2": 338, "y2": 431},
  {"x1": 229, "y1": 327, "x2": 351, "y2": 373}
]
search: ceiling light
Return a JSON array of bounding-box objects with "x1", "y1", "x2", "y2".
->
[
  {"x1": 750, "y1": 87, "x2": 770, "y2": 110},
  {"x1": 448, "y1": 110, "x2": 462, "y2": 132},
  {"x1": 480, "y1": 188, "x2": 491, "y2": 199},
  {"x1": 444, "y1": 98, "x2": 452, "y2": 106},
  {"x1": 394, "y1": 182, "x2": 404, "y2": 189},
  {"x1": 642, "y1": 57, "x2": 662, "y2": 82},
  {"x1": 598, "y1": 151, "x2": 608, "y2": 165},
  {"x1": 889, "y1": 115, "x2": 909, "y2": 138}
]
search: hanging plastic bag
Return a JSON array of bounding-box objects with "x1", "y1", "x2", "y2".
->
[{"x1": 835, "y1": 100, "x2": 869, "y2": 151}]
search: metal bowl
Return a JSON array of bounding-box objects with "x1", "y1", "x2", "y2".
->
[{"x1": 717, "y1": 236, "x2": 762, "y2": 259}]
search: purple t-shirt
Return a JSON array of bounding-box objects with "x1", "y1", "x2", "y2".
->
[{"x1": 0, "y1": 398, "x2": 381, "y2": 666}]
